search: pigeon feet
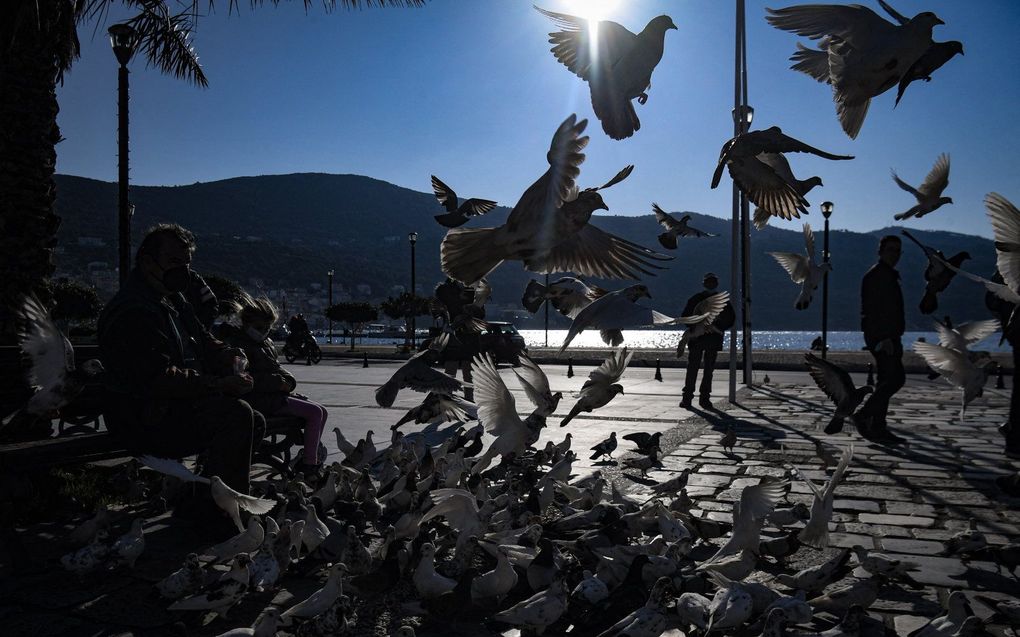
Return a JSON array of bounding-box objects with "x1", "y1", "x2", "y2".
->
[{"x1": 637, "y1": 93, "x2": 648, "y2": 105}]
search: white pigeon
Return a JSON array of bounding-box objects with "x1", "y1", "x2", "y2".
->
[
  {"x1": 570, "y1": 569, "x2": 609, "y2": 606},
  {"x1": 440, "y1": 115, "x2": 669, "y2": 284},
  {"x1": 301, "y1": 502, "x2": 330, "y2": 554},
  {"x1": 108, "y1": 518, "x2": 145, "y2": 569},
  {"x1": 471, "y1": 544, "x2": 518, "y2": 604},
  {"x1": 913, "y1": 340, "x2": 995, "y2": 418},
  {"x1": 560, "y1": 284, "x2": 674, "y2": 351},
  {"x1": 706, "y1": 575, "x2": 754, "y2": 632},
  {"x1": 705, "y1": 479, "x2": 789, "y2": 563},
  {"x1": 157, "y1": 553, "x2": 205, "y2": 600},
  {"x1": 213, "y1": 608, "x2": 281, "y2": 637},
  {"x1": 653, "y1": 204, "x2": 719, "y2": 249},
  {"x1": 768, "y1": 223, "x2": 831, "y2": 310},
  {"x1": 675, "y1": 292, "x2": 731, "y2": 357},
  {"x1": 752, "y1": 153, "x2": 823, "y2": 229},
  {"x1": 677, "y1": 592, "x2": 712, "y2": 629},
  {"x1": 281, "y1": 562, "x2": 347, "y2": 625},
  {"x1": 375, "y1": 333, "x2": 464, "y2": 407},
  {"x1": 908, "y1": 591, "x2": 976, "y2": 637},
  {"x1": 413, "y1": 543, "x2": 457, "y2": 600},
  {"x1": 470, "y1": 353, "x2": 532, "y2": 474},
  {"x1": 60, "y1": 529, "x2": 111, "y2": 575},
  {"x1": 310, "y1": 471, "x2": 337, "y2": 509},
  {"x1": 851, "y1": 545, "x2": 920, "y2": 579},
  {"x1": 136, "y1": 456, "x2": 275, "y2": 533},
  {"x1": 169, "y1": 554, "x2": 251, "y2": 620},
  {"x1": 513, "y1": 354, "x2": 562, "y2": 417},
  {"x1": 250, "y1": 532, "x2": 282, "y2": 592},
  {"x1": 935, "y1": 319, "x2": 1000, "y2": 353},
  {"x1": 789, "y1": 445, "x2": 853, "y2": 549},
  {"x1": 768, "y1": 5, "x2": 945, "y2": 138},
  {"x1": 492, "y1": 577, "x2": 569, "y2": 635},
  {"x1": 8, "y1": 293, "x2": 104, "y2": 421},
  {"x1": 522, "y1": 276, "x2": 605, "y2": 318},
  {"x1": 893, "y1": 153, "x2": 952, "y2": 220},
  {"x1": 201, "y1": 516, "x2": 263, "y2": 564},
  {"x1": 560, "y1": 348, "x2": 632, "y2": 427},
  {"x1": 537, "y1": 9, "x2": 677, "y2": 140},
  {"x1": 420, "y1": 487, "x2": 496, "y2": 558}
]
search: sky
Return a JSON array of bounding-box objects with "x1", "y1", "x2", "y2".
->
[{"x1": 55, "y1": 0, "x2": 1020, "y2": 238}]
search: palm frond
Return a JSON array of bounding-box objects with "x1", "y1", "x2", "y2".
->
[{"x1": 124, "y1": 4, "x2": 209, "y2": 87}]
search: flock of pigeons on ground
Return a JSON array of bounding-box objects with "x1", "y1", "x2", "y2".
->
[{"x1": 7, "y1": 1, "x2": 1020, "y2": 635}]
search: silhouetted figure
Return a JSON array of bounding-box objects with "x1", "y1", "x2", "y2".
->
[
  {"x1": 810, "y1": 336, "x2": 825, "y2": 352},
  {"x1": 849, "y1": 235, "x2": 906, "y2": 443},
  {"x1": 434, "y1": 278, "x2": 483, "y2": 401},
  {"x1": 679, "y1": 273, "x2": 735, "y2": 410},
  {"x1": 985, "y1": 270, "x2": 1020, "y2": 459}
]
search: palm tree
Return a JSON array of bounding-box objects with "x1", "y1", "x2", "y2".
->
[{"x1": 0, "y1": 0, "x2": 425, "y2": 310}]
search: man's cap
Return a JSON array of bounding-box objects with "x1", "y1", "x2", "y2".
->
[{"x1": 703, "y1": 272, "x2": 718, "y2": 281}]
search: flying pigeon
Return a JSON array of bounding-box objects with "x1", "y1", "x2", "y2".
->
[
  {"x1": 675, "y1": 292, "x2": 731, "y2": 357},
  {"x1": 537, "y1": 8, "x2": 677, "y2": 140},
  {"x1": 913, "y1": 340, "x2": 995, "y2": 418},
  {"x1": 768, "y1": 3, "x2": 945, "y2": 138},
  {"x1": 788, "y1": 445, "x2": 854, "y2": 549},
  {"x1": 711, "y1": 127, "x2": 852, "y2": 219},
  {"x1": 561, "y1": 348, "x2": 632, "y2": 427},
  {"x1": 392, "y1": 391, "x2": 478, "y2": 430},
  {"x1": 892, "y1": 153, "x2": 952, "y2": 220},
  {"x1": 430, "y1": 175, "x2": 497, "y2": 228},
  {"x1": 559, "y1": 284, "x2": 674, "y2": 351},
  {"x1": 900, "y1": 229, "x2": 970, "y2": 314},
  {"x1": 895, "y1": 40, "x2": 964, "y2": 106},
  {"x1": 522, "y1": 276, "x2": 606, "y2": 317},
  {"x1": 704, "y1": 479, "x2": 789, "y2": 564},
  {"x1": 652, "y1": 204, "x2": 718, "y2": 249},
  {"x1": 440, "y1": 115, "x2": 670, "y2": 284},
  {"x1": 934, "y1": 319, "x2": 1000, "y2": 354},
  {"x1": 752, "y1": 153, "x2": 823, "y2": 229},
  {"x1": 375, "y1": 332, "x2": 464, "y2": 408},
  {"x1": 513, "y1": 354, "x2": 562, "y2": 417},
  {"x1": 804, "y1": 353, "x2": 873, "y2": 434},
  {"x1": 136, "y1": 455, "x2": 275, "y2": 533},
  {"x1": 469, "y1": 353, "x2": 532, "y2": 474},
  {"x1": 3, "y1": 294, "x2": 104, "y2": 429},
  {"x1": 768, "y1": 222, "x2": 831, "y2": 310}
]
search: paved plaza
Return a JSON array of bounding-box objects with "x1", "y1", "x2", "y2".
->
[{"x1": 2, "y1": 358, "x2": 1018, "y2": 636}]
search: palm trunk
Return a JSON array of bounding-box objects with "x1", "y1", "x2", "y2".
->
[{"x1": 0, "y1": 21, "x2": 63, "y2": 323}]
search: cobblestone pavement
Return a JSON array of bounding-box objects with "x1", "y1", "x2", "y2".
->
[{"x1": 624, "y1": 381, "x2": 1020, "y2": 635}]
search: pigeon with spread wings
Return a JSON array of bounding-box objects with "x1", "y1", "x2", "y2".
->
[
  {"x1": 788, "y1": 444, "x2": 854, "y2": 549},
  {"x1": 804, "y1": 353, "x2": 873, "y2": 434},
  {"x1": 675, "y1": 292, "x2": 731, "y2": 357},
  {"x1": 375, "y1": 333, "x2": 464, "y2": 408},
  {"x1": 752, "y1": 153, "x2": 823, "y2": 230},
  {"x1": 522, "y1": 276, "x2": 605, "y2": 318},
  {"x1": 892, "y1": 154, "x2": 952, "y2": 221},
  {"x1": 559, "y1": 284, "x2": 674, "y2": 351},
  {"x1": 441, "y1": 115, "x2": 670, "y2": 285},
  {"x1": 561, "y1": 348, "x2": 632, "y2": 427},
  {"x1": 430, "y1": 175, "x2": 497, "y2": 229},
  {"x1": 913, "y1": 340, "x2": 995, "y2": 419},
  {"x1": 513, "y1": 354, "x2": 562, "y2": 418},
  {"x1": 768, "y1": 223, "x2": 831, "y2": 310},
  {"x1": 712, "y1": 127, "x2": 852, "y2": 222},
  {"x1": 536, "y1": 7, "x2": 677, "y2": 140},
  {"x1": 652, "y1": 204, "x2": 718, "y2": 250},
  {"x1": 392, "y1": 391, "x2": 478, "y2": 430},
  {"x1": 900, "y1": 229, "x2": 969, "y2": 314},
  {"x1": 469, "y1": 353, "x2": 531, "y2": 474}
]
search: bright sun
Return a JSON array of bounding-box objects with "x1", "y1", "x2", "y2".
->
[{"x1": 566, "y1": 0, "x2": 622, "y2": 22}]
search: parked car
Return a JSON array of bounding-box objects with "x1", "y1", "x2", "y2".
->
[{"x1": 479, "y1": 321, "x2": 528, "y2": 365}]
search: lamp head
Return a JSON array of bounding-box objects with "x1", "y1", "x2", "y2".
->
[
  {"x1": 820, "y1": 201, "x2": 834, "y2": 219},
  {"x1": 108, "y1": 23, "x2": 138, "y2": 66},
  {"x1": 408, "y1": 232, "x2": 418, "y2": 244}
]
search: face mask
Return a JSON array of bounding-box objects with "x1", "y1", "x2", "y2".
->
[
  {"x1": 246, "y1": 326, "x2": 269, "y2": 342},
  {"x1": 158, "y1": 264, "x2": 192, "y2": 294}
]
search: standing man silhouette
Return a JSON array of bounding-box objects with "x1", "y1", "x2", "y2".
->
[
  {"x1": 848, "y1": 235, "x2": 906, "y2": 443},
  {"x1": 679, "y1": 272, "x2": 735, "y2": 410}
]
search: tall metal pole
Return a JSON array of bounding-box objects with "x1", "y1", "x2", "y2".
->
[
  {"x1": 410, "y1": 236, "x2": 417, "y2": 351},
  {"x1": 544, "y1": 273, "x2": 549, "y2": 348},
  {"x1": 327, "y1": 270, "x2": 334, "y2": 344},
  {"x1": 821, "y1": 202, "x2": 834, "y2": 358},
  {"x1": 739, "y1": 0, "x2": 753, "y2": 386},
  {"x1": 728, "y1": 0, "x2": 742, "y2": 403},
  {"x1": 116, "y1": 62, "x2": 131, "y2": 288}
]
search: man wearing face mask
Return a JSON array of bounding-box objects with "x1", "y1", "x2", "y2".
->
[
  {"x1": 679, "y1": 272, "x2": 735, "y2": 410},
  {"x1": 98, "y1": 224, "x2": 262, "y2": 513}
]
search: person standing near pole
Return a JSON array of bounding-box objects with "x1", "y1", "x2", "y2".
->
[
  {"x1": 680, "y1": 273, "x2": 735, "y2": 410},
  {"x1": 846, "y1": 235, "x2": 906, "y2": 443}
]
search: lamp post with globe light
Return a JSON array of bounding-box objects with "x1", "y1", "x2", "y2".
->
[
  {"x1": 409, "y1": 232, "x2": 418, "y2": 351},
  {"x1": 109, "y1": 23, "x2": 139, "y2": 289},
  {"x1": 821, "y1": 201, "x2": 834, "y2": 359}
]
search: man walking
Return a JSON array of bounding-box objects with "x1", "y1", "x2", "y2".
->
[
  {"x1": 845, "y1": 235, "x2": 906, "y2": 443},
  {"x1": 679, "y1": 272, "x2": 735, "y2": 410}
]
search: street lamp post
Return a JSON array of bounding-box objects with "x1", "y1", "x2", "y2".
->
[
  {"x1": 409, "y1": 232, "x2": 418, "y2": 351},
  {"x1": 544, "y1": 273, "x2": 549, "y2": 348},
  {"x1": 729, "y1": 0, "x2": 753, "y2": 398},
  {"x1": 327, "y1": 269, "x2": 334, "y2": 344},
  {"x1": 821, "y1": 201, "x2": 833, "y2": 359},
  {"x1": 109, "y1": 23, "x2": 139, "y2": 289}
]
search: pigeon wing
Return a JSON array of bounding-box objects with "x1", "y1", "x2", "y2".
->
[
  {"x1": 137, "y1": 455, "x2": 211, "y2": 484},
  {"x1": 804, "y1": 353, "x2": 855, "y2": 405},
  {"x1": 985, "y1": 193, "x2": 1020, "y2": 292},
  {"x1": 917, "y1": 154, "x2": 950, "y2": 198},
  {"x1": 431, "y1": 175, "x2": 459, "y2": 213},
  {"x1": 235, "y1": 491, "x2": 276, "y2": 515},
  {"x1": 652, "y1": 204, "x2": 684, "y2": 233},
  {"x1": 891, "y1": 170, "x2": 922, "y2": 199},
  {"x1": 421, "y1": 488, "x2": 479, "y2": 530},
  {"x1": 19, "y1": 294, "x2": 73, "y2": 391},
  {"x1": 738, "y1": 479, "x2": 789, "y2": 522},
  {"x1": 402, "y1": 363, "x2": 464, "y2": 395},
  {"x1": 526, "y1": 224, "x2": 672, "y2": 280},
  {"x1": 913, "y1": 341, "x2": 976, "y2": 388},
  {"x1": 676, "y1": 292, "x2": 730, "y2": 325},
  {"x1": 769, "y1": 252, "x2": 811, "y2": 284},
  {"x1": 823, "y1": 445, "x2": 854, "y2": 500},
  {"x1": 803, "y1": 223, "x2": 816, "y2": 259},
  {"x1": 729, "y1": 155, "x2": 809, "y2": 220},
  {"x1": 536, "y1": 8, "x2": 637, "y2": 82},
  {"x1": 514, "y1": 355, "x2": 552, "y2": 402},
  {"x1": 936, "y1": 259, "x2": 1020, "y2": 305},
  {"x1": 952, "y1": 320, "x2": 1000, "y2": 347},
  {"x1": 471, "y1": 353, "x2": 522, "y2": 437},
  {"x1": 765, "y1": 4, "x2": 894, "y2": 46},
  {"x1": 589, "y1": 347, "x2": 633, "y2": 385},
  {"x1": 464, "y1": 198, "x2": 498, "y2": 217}
]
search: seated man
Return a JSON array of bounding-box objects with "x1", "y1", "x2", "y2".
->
[{"x1": 98, "y1": 224, "x2": 263, "y2": 505}]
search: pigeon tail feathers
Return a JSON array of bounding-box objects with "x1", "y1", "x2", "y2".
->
[
  {"x1": 657, "y1": 232, "x2": 677, "y2": 250},
  {"x1": 836, "y1": 96, "x2": 870, "y2": 140}
]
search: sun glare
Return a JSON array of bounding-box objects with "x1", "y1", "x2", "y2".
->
[{"x1": 566, "y1": 0, "x2": 622, "y2": 22}]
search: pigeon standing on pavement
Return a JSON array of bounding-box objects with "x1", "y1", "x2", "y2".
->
[
  {"x1": 752, "y1": 153, "x2": 823, "y2": 230},
  {"x1": 622, "y1": 431, "x2": 662, "y2": 457},
  {"x1": 560, "y1": 284, "x2": 674, "y2": 351},
  {"x1": 711, "y1": 127, "x2": 853, "y2": 218},
  {"x1": 375, "y1": 333, "x2": 464, "y2": 408},
  {"x1": 440, "y1": 115, "x2": 670, "y2": 284},
  {"x1": 652, "y1": 204, "x2": 718, "y2": 249},
  {"x1": 768, "y1": 3, "x2": 946, "y2": 138},
  {"x1": 589, "y1": 432, "x2": 618, "y2": 461},
  {"x1": 522, "y1": 276, "x2": 605, "y2": 317},
  {"x1": 892, "y1": 153, "x2": 952, "y2": 220},
  {"x1": 561, "y1": 348, "x2": 632, "y2": 427},
  {"x1": 168, "y1": 554, "x2": 251, "y2": 619},
  {"x1": 537, "y1": 8, "x2": 677, "y2": 140},
  {"x1": 804, "y1": 353, "x2": 874, "y2": 434},
  {"x1": 768, "y1": 222, "x2": 832, "y2": 310},
  {"x1": 901, "y1": 229, "x2": 970, "y2": 314},
  {"x1": 430, "y1": 175, "x2": 497, "y2": 228}
]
